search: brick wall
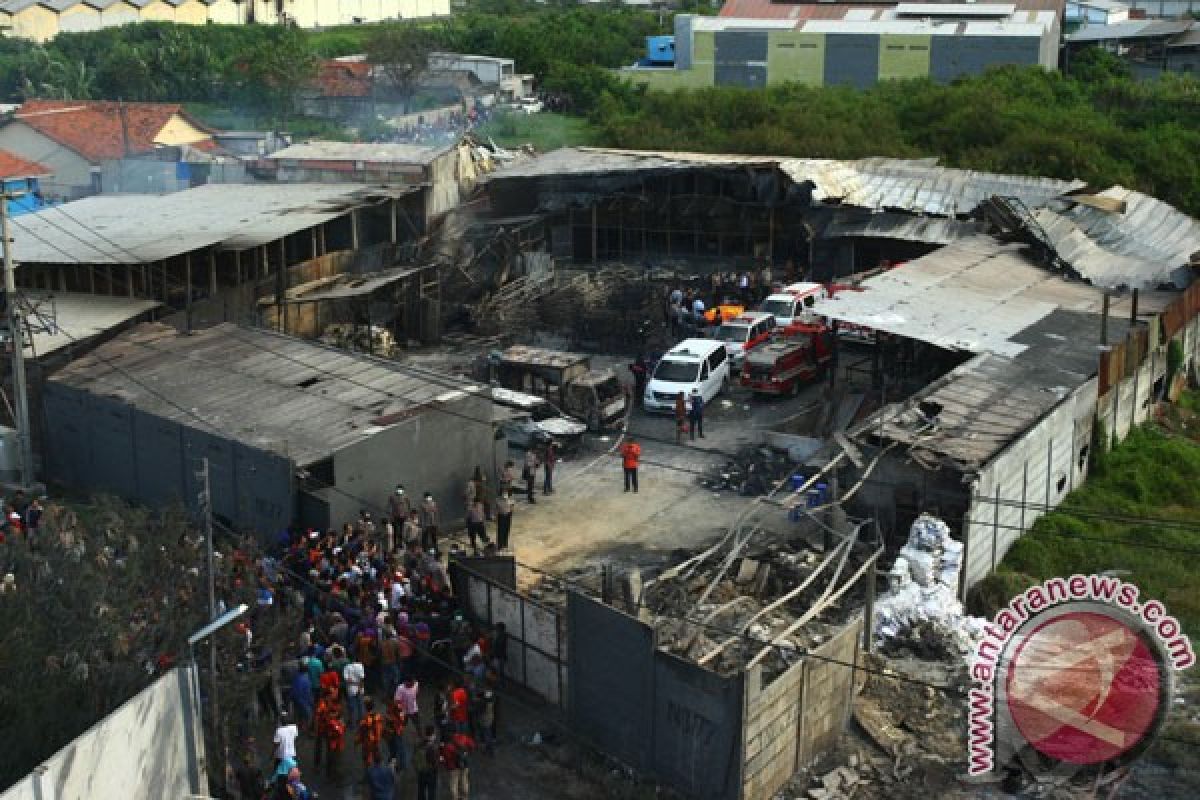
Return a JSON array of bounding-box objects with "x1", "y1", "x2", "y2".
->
[{"x1": 741, "y1": 613, "x2": 864, "y2": 800}]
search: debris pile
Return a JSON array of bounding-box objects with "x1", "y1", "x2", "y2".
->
[
  {"x1": 873, "y1": 515, "x2": 985, "y2": 662},
  {"x1": 319, "y1": 324, "x2": 398, "y2": 357},
  {"x1": 645, "y1": 533, "x2": 869, "y2": 679},
  {"x1": 538, "y1": 268, "x2": 663, "y2": 352},
  {"x1": 700, "y1": 445, "x2": 795, "y2": 495}
]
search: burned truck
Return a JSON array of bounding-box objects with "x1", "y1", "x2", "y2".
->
[{"x1": 493, "y1": 345, "x2": 628, "y2": 431}]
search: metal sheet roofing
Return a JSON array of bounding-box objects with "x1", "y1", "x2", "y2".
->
[
  {"x1": 260, "y1": 266, "x2": 427, "y2": 305},
  {"x1": 265, "y1": 141, "x2": 451, "y2": 166},
  {"x1": 491, "y1": 149, "x2": 1082, "y2": 218},
  {"x1": 812, "y1": 236, "x2": 1137, "y2": 356},
  {"x1": 1066, "y1": 18, "x2": 1192, "y2": 41},
  {"x1": 10, "y1": 183, "x2": 413, "y2": 265},
  {"x1": 50, "y1": 322, "x2": 483, "y2": 467},
  {"x1": 821, "y1": 212, "x2": 983, "y2": 244},
  {"x1": 22, "y1": 291, "x2": 160, "y2": 359},
  {"x1": 1032, "y1": 187, "x2": 1200, "y2": 290}
]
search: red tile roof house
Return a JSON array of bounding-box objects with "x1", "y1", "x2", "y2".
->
[
  {"x1": 0, "y1": 100, "x2": 217, "y2": 199},
  {"x1": 0, "y1": 148, "x2": 52, "y2": 215}
]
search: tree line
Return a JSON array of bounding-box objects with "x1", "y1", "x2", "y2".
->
[{"x1": 1, "y1": 5, "x2": 1198, "y2": 216}]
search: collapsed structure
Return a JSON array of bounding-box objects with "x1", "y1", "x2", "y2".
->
[{"x1": 9, "y1": 140, "x2": 1199, "y2": 799}]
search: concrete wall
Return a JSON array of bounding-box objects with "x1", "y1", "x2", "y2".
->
[
  {"x1": 43, "y1": 384, "x2": 296, "y2": 536},
  {"x1": 453, "y1": 560, "x2": 566, "y2": 706},
  {"x1": 567, "y1": 591, "x2": 744, "y2": 799},
  {"x1": 327, "y1": 391, "x2": 501, "y2": 529},
  {"x1": 741, "y1": 615, "x2": 863, "y2": 800},
  {"x1": 57, "y1": 4, "x2": 102, "y2": 33},
  {"x1": 567, "y1": 590, "x2": 655, "y2": 769},
  {"x1": 767, "y1": 31, "x2": 824, "y2": 86},
  {"x1": 878, "y1": 34, "x2": 932, "y2": 82},
  {"x1": 0, "y1": 667, "x2": 206, "y2": 800},
  {"x1": 0, "y1": 124, "x2": 93, "y2": 199},
  {"x1": 963, "y1": 380, "x2": 1096, "y2": 593},
  {"x1": 1098, "y1": 307, "x2": 1200, "y2": 443}
]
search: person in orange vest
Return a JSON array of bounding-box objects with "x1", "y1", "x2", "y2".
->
[
  {"x1": 621, "y1": 436, "x2": 642, "y2": 493},
  {"x1": 314, "y1": 685, "x2": 346, "y2": 784},
  {"x1": 356, "y1": 696, "x2": 386, "y2": 768}
]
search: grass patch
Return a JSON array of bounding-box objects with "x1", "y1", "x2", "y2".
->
[
  {"x1": 971, "y1": 412, "x2": 1200, "y2": 636},
  {"x1": 185, "y1": 103, "x2": 353, "y2": 139},
  {"x1": 477, "y1": 111, "x2": 600, "y2": 152}
]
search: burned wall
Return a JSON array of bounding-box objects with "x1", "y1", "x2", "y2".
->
[{"x1": 567, "y1": 591, "x2": 745, "y2": 799}]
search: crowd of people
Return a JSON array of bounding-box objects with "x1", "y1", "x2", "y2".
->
[
  {"x1": 226, "y1": 493, "x2": 511, "y2": 800},
  {"x1": 662, "y1": 262, "x2": 792, "y2": 340}
]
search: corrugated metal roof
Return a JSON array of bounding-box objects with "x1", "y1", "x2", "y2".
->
[
  {"x1": 716, "y1": 0, "x2": 1061, "y2": 18},
  {"x1": 23, "y1": 291, "x2": 160, "y2": 359},
  {"x1": 51, "y1": 322, "x2": 482, "y2": 467},
  {"x1": 820, "y1": 212, "x2": 983, "y2": 244},
  {"x1": 260, "y1": 266, "x2": 427, "y2": 305},
  {"x1": 799, "y1": 17, "x2": 1049, "y2": 33},
  {"x1": 1066, "y1": 18, "x2": 1192, "y2": 41},
  {"x1": 812, "y1": 236, "x2": 1131, "y2": 356},
  {"x1": 782, "y1": 157, "x2": 1082, "y2": 215},
  {"x1": 491, "y1": 149, "x2": 1082, "y2": 218},
  {"x1": 265, "y1": 141, "x2": 451, "y2": 166},
  {"x1": 1032, "y1": 187, "x2": 1200, "y2": 290},
  {"x1": 11, "y1": 183, "x2": 416, "y2": 265},
  {"x1": 850, "y1": 306, "x2": 1131, "y2": 469}
]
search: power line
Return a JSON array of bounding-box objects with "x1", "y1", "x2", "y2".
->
[{"x1": 46, "y1": 202, "x2": 146, "y2": 264}]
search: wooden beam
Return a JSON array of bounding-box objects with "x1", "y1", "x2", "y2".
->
[
  {"x1": 746, "y1": 549, "x2": 878, "y2": 669},
  {"x1": 184, "y1": 253, "x2": 193, "y2": 333}
]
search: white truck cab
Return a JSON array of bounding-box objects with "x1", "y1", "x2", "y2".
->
[{"x1": 759, "y1": 282, "x2": 827, "y2": 326}]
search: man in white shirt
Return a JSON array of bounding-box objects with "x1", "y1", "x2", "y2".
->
[
  {"x1": 344, "y1": 659, "x2": 366, "y2": 728},
  {"x1": 273, "y1": 712, "x2": 299, "y2": 766}
]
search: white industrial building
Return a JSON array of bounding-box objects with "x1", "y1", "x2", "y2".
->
[{"x1": 0, "y1": 0, "x2": 450, "y2": 43}]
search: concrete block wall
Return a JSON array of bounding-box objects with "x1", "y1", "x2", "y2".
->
[
  {"x1": 740, "y1": 614, "x2": 864, "y2": 800},
  {"x1": 742, "y1": 659, "x2": 805, "y2": 800},
  {"x1": 796, "y1": 615, "x2": 863, "y2": 769}
]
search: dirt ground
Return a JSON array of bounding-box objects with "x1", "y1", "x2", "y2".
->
[{"x1": 496, "y1": 353, "x2": 839, "y2": 575}]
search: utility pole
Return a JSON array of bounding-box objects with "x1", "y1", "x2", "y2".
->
[
  {"x1": 1, "y1": 192, "x2": 35, "y2": 488},
  {"x1": 197, "y1": 458, "x2": 219, "y2": 776}
]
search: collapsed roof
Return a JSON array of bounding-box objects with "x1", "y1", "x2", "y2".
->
[{"x1": 489, "y1": 147, "x2": 1200, "y2": 291}]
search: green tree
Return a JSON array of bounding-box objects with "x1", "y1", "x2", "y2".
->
[
  {"x1": 226, "y1": 28, "x2": 316, "y2": 126},
  {"x1": 365, "y1": 23, "x2": 439, "y2": 113}
]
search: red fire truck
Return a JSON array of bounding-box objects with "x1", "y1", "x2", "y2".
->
[{"x1": 740, "y1": 323, "x2": 834, "y2": 396}]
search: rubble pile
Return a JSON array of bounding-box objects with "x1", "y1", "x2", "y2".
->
[
  {"x1": 873, "y1": 515, "x2": 985, "y2": 662},
  {"x1": 700, "y1": 445, "x2": 795, "y2": 495},
  {"x1": 646, "y1": 538, "x2": 866, "y2": 678}
]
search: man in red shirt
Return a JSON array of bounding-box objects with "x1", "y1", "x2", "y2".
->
[
  {"x1": 448, "y1": 679, "x2": 470, "y2": 733},
  {"x1": 620, "y1": 437, "x2": 642, "y2": 493}
]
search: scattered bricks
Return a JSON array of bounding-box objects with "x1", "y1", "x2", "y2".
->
[{"x1": 736, "y1": 558, "x2": 761, "y2": 585}]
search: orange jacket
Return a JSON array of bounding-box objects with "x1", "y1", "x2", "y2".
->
[{"x1": 621, "y1": 442, "x2": 641, "y2": 469}]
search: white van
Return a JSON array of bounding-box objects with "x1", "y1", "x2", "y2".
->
[
  {"x1": 759, "y1": 282, "x2": 828, "y2": 326},
  {"x1": 643, "y1": 338, "x2": 730, "y2": 412}
]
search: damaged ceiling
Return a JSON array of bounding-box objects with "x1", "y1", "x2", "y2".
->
[
  {"x1": 490, "y1": 147, "x2": 1200, "y2": 293},
  {"x1": 1033, "y1": 186, "x2": 1200, "y2": 290}
]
